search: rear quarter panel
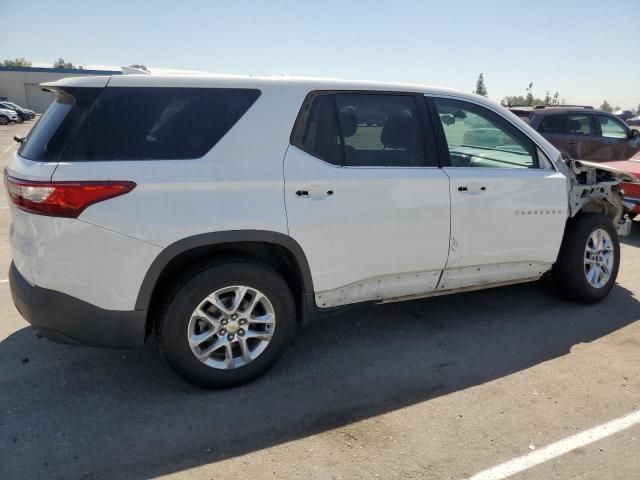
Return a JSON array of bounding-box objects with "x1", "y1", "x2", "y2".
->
[{"x1": 51, "y1": 84, "x2": 307, "y2": 248}]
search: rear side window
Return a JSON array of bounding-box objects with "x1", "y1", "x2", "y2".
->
[
  {"x1": 18, "y1": 87, "x2": 102, "y2": 161},
  {"x1": 63, "y1": 87, "x2": 260, "y2": 160},
  {"x1": 292, "y1": 92, "x2": 432, "y2": 167},
  {"x1": 538, "y1": 114, "x2": 565, "y2": 134}
]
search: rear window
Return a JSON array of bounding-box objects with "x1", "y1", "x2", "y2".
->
[{"x1": 19, "y1": 87, "x2": 260, "y2": 162}]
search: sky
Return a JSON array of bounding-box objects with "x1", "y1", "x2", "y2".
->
[{"x1": 1, "y1": 0, "x2": 638, "y2": 109}]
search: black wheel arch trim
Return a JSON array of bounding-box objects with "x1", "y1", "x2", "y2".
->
[{"x1": 134, "y1": 230, "x2": 315, "y2": 311}]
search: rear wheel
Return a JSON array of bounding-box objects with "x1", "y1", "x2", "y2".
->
[
  {"x1": 0, "y1": 116, "x2": 8, "y2": 125},
  {"x1": 158, "y1": 258, "x2": 296, "y2": 388},
  {"x1": 15, "y1": 116, "x2": 23, "y2": 124},
  {"x1": 552, "y1": 213, "x2": 620, "y2": 303}
]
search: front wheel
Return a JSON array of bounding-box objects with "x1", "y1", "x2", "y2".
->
[
  {"x1": 0, "y1": 116, "x2": 8, "y2": 125},
  {"x1": 552, "y1": 213, "x2": 620, "y2": 303},
  {"x1": 157, "y1": 258, "x2": 296, "y2": 388}
]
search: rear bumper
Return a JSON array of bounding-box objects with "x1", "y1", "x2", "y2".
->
[{"x1": 9, "y1": 262, "x2": 147, "y2": 348}]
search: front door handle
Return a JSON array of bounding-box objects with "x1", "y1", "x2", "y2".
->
[{"x1": 296, "y1": 188, "x2": 334, "y2": 200}]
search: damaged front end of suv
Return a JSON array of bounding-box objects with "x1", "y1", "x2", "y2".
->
[{"x1": 566, "y1": 159, "x2": 635, "y2": 236}]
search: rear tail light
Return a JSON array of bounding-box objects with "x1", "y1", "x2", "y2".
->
[{"x1": 4, "y1": 174, "x2": 136, "y2": 218}]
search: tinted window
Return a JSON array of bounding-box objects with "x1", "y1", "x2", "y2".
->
[
  {"x1": 597, "y1": 115, "x2": 627, "y2": 139},
  {"x1": 63, "y1": 88, "x2": 260, "y2": 160},
  {"x1": 295, "y1": 94, "x2": 342, "y2": 165},
  {"x1": 18, "y1": 87, "x2": 102, "y2": 161},
  {"x1": 292, "y1": 92, "x2": 431, "y2": 167},
  {"x1": 433, "y1": 98, "x2": 537, "y2": 169},
  {"x1": 566, "y1": 114, "x2": 593, "y2": 136},
  {"x1": 538, "y1": 114, "x2": 565, "y2": 134}
]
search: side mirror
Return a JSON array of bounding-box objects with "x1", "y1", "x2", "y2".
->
[
  {"x1": 13, "y1": 135, "x2": 25, "y2": 144},
  {"x1": 441, "y1": 114, "x2": 455, "y2": 126}
]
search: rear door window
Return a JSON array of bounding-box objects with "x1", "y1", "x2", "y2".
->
[
  {"x1": 566, "y1": 114, "x2": 594, "y2": 136},
  {"x1": 63, "y1": 87, "x2": 260, "y2": 161},
  {"x1": 292, "y1": 92, "x2": 434, "y2": 167},
  {"x1": 538, "y1": 114, "x2": 565, "y2": 134}
]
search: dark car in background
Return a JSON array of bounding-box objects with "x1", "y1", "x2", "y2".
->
[
  {"x1": 0, "y1": 102, "x2": 35, "y2": 122},
  {"x1": 510, "y1": 106, "x2": 640, "y2": 161}
]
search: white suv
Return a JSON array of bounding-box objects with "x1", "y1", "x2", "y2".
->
[{"x1": 6, "y1": 74, "x2": 632, "y2": 388}]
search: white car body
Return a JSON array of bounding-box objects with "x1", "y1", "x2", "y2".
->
[
  {"x1": 6, "y1": 74, "x2": 630, "y2": 349},
  {"x1": 0, "y1": 107, "x2": 19, "y2": 122}
]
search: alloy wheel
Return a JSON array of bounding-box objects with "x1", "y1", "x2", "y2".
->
[{"x1": 187, "y1": 285, "x2": 276, "y2": 369}]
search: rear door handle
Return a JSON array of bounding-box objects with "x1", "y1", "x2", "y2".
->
[
  {"x1": 296, "y1": 188, "x2": 334, "y2": 200},
  {"x1": 458, "y1": 185, "x2": 486, "y2": 194}
]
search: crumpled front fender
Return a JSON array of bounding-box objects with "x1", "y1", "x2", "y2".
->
[{"x1": 568, "y1": 159, "x2": 635, "y2": 236}]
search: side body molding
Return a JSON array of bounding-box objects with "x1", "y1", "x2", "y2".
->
[{"x1": 134, "y1": 230, "x2": 315, "y2": 311}]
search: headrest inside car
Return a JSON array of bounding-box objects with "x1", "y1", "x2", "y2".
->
[
  {"x1": 381, "y1": 116, "x2": 416, "y2": 149},
  {"x1": 339, "y1": 112, "x2": 358, "y2": 137}
]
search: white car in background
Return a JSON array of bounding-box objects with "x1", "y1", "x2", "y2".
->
[
  {"x1": 0, "y1": 107, "x2": 19, "y2": 125},
  {"x1": 6, "y1": 74, "x2": 633, "y2": 389}
]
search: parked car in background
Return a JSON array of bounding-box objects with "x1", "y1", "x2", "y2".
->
[
  {"x1": 0, "y1": 102, "x2": 35, "y2": 122},
  {"x1": 604, "y1": 150, "x2": 640, "y2": 220},
  {"x1": 627, "y1": 115, "x2": 640, "y2": 126},
  {"x1": 510, "y1": 106, "x2": 640, "y2": 161},
  {"x1": 614, "y1": 110, "x2": 635, "y2": 122},
  {"x1": 0, "y1": 107, "x2": 19, "y2": 125},
  {"x1": 6, "y1": 75, "x2": 633, "y2": 388}
]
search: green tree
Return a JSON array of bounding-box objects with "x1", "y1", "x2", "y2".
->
[
  {"x1": 2, "y1": 57, "x2": 32, "y2": 67},
  {"x1": 53, "y1": 57, "x2": 78, "y2": 69},
  {"x1": 474, "y1": 73, "x2": 488, "y2": 97},
  {"x1": 543, "y1": 91, "x2": 551, "y2": 105},
  {"x1": 129, "y1": 64, "x2": 148, "y2": 71},
  {"x1": 526, "y1": 83, "x2": 534, "y2": 106},
  {"x1": 552, "y1": 92, "x2": 559, "y2": 105},
  {"x1": 600, "y1": 100, "x2": 612, "y2": 112}
]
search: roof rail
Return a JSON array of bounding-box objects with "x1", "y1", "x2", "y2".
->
[{"x1": 533, "y1": 105, "x2": 593, "y2": 110}]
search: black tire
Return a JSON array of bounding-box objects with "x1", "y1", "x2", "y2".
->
[
  {"x1": 15, "y1": 116, "x2": 23, "y2": 124},
  {"x1": 628, "y1": 213, "x2": 637, "y2": 221},
  {"x1": 552, "y1": 213, "x2": 620, "y2": 303},
  {"x1": 157, "y1": 258, "x2": 296, "y2": 389},
  {"x1": 0, "y1": 116, "x2": 8, "y2": 125}
]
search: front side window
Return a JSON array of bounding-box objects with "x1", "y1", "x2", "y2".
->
[
  {"x1": 597, "y1": 115, "x2": 627, "y2": 139},
  {"x1": 433, "y1": 98, "x2": 537, "y2": 169},
  {"x1": 566, "y1": 114, "x2": 593, "y2": 136},
  {"x1": 292, "y1": 92, "x2": 431, "y2": 167}
]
